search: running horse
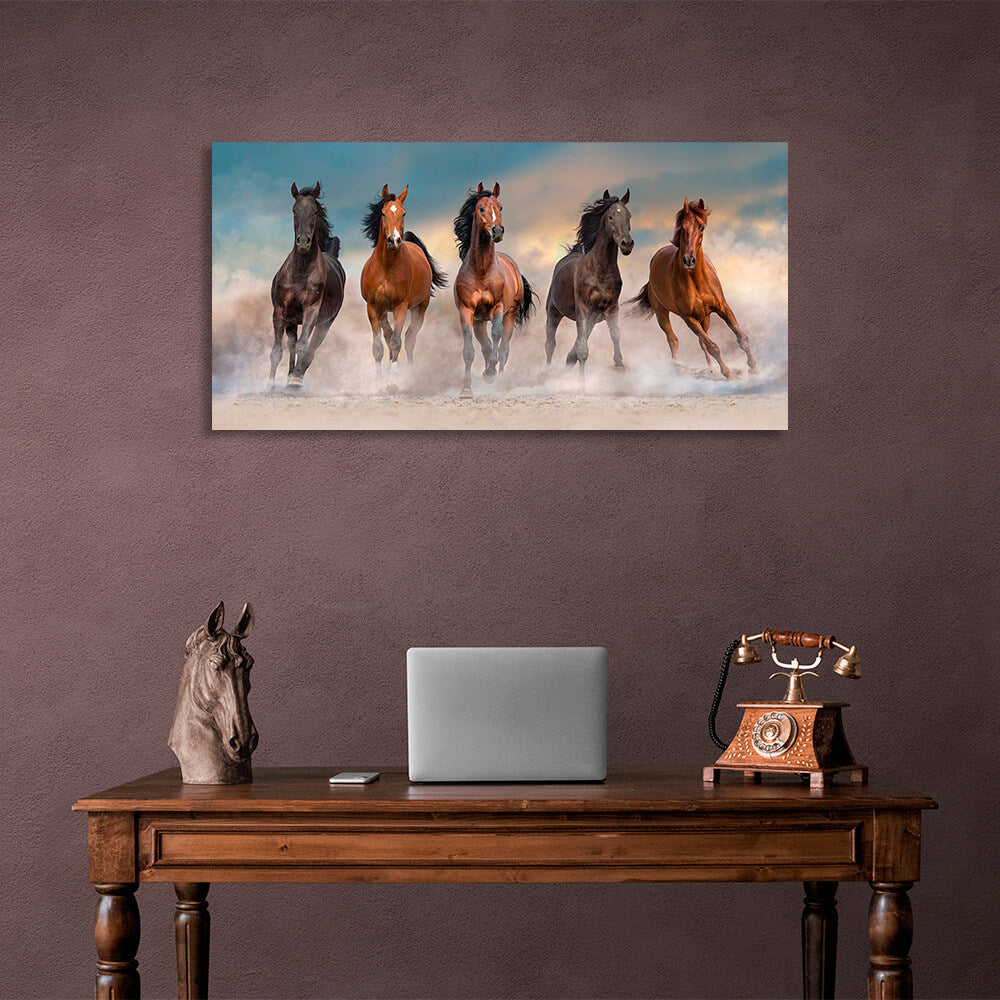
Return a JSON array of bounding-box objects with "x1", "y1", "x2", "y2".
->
[
  {"x1": 545, "y1": 189, "x2": 634, "y2": 376},
  {"x1": 453, "y1": 182, "x2": 536, "y2": 396},
  {"x1": 360, "y1": 184, "x2": 447, "y2": 389},
  {"x1": 268, "y1": 182, "x2": 346, "y2": 389},
  {"x1": 632, "y1": 198, "x2": 756, "y2": 378}
]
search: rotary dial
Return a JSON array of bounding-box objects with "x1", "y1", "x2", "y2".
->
[{"x1": 752, "y1": 711, "x2": 798, "y2": 758}]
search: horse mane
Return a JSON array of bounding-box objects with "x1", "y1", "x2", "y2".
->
[
  {"x1": 185, "y1": 626, "x2": 243, "y2": 659},
  {"x1": 453, "y1": 188, "x2": 493, "y2": 261},
  {"x1": 362, "y1": 191, "x2": 397, "y2": 247},
  {"x1": 671, "y1": 201, "x2": 710, "y2": 246},
  {"x1": 569, "y1": 195, "x2": 621, "y2": 254},
  {"x1": 293, "y1": 183, "x2": 333, "y2": 253}
]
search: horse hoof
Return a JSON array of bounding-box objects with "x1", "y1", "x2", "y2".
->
[
  {"x1": 286, "y1": 375, "x2": 303, "y2": 389},
  {"x1": 387, "y1": 383, "x2": 399, "y2": 394},
  {"x1": 613, "y1": 362, "x2": 626, "y2": 371},
  {"x1": 460, "y1": 386, "x2": 473, "y2": 399},
  {"x1": 483, "y1": 370, "x2": 496, "y2": 383}
]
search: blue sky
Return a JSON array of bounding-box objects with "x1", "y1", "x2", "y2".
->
[{"x1": 212, "y1": 141, "x2": 787, "y2": 288}]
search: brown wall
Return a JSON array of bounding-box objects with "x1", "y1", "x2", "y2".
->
[{"x1": 1, "y1": 2, "x2": 996, "y2": 997}]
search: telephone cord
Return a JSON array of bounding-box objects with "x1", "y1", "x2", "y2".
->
[{"x1": 709, "y1": 637, "x2": 741, "y2": 750}]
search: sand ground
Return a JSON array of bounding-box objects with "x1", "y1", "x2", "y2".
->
[{"x1": 212, "y1": 388, "x2": 787, "y2": 431}]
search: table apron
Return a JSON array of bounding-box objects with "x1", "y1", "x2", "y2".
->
[{"x1": 134, "y1": 811, "x2": 885, "y2": 883}]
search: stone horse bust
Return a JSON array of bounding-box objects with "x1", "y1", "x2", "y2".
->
[{"x1": 169, "y1": 601, "x2": 258, "y2": 784}]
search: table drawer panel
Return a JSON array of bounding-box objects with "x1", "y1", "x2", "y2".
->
[{"x1": 151, "y1": 826, "x2": 857, "y2": 868}]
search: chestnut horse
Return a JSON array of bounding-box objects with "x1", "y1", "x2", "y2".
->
[
  {"x1": 545, "y1": 189, "x2": 634, "y2": 377},
  {"x1": 453, "y1": 182, "x2": 536, "y2": 395},
  {"x1": 632, "y1": 198, "x2": 756, "y2": 379},
  {"x1": 269, "y1": 182, "x2": 346, "y2": 389},
  {"x1": 360, "y1": 184, "x2": 447, "y2": 388}
]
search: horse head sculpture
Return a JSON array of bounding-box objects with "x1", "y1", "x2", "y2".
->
[{"x1": 168, "y1": 600, "x2": 258, "y2": 784}]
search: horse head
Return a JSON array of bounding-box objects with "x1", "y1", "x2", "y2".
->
[
  {"x1": 379, "y1": 183, "x2": 408, "y2": 251},
  {"x1": 674, "y1": 197, "x2": 711, "y2": 270},
  {"x1": 475, "y1": 181, "x2": 504, "y2": 243},
  {"x1": 291, "y1": 181, "x2": 323, "y2": 253},
  {"x1": 170, "y1": 601, "x2": 258, "y2": 779},
  {"x1": 602, "y1": 188, "x2": 634, "y2": 255}
]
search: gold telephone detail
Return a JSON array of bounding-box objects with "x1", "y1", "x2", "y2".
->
[{"x1": 704, "y1": 629, "x2": 868, "y2": 788}]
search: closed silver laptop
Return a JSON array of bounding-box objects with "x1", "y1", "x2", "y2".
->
[{"x1": 407, "y1": 647, "x2": 607, "y2": 782}]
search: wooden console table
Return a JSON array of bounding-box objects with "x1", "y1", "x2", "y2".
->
[{"x1": 74, "y1": 766, "x2": 935, "y2": 999}]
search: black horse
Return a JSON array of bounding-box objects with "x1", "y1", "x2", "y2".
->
[
  {"x1": 544, "y1": 189, "x2": 633, "y2": 377},
  {"x1": 269, "y1": 182, "x2": 346, "y2": 389}
]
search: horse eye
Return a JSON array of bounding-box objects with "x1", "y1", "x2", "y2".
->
[{"x1": 700, "y1": 226, "x2": 705, "y2": 232}]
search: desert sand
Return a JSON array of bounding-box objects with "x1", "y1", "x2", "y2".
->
[{"x1": 213, "y1": 386, "x2": 786, "y2": 431}]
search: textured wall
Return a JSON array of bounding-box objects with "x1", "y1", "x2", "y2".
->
[{"x1": 1, "y1": 2, "x2": 997, "y2": 998}]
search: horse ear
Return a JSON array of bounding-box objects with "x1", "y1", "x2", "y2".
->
[
  {"x1": 381, "y1": 184, "x2": 389, "y2": 198},
  {"x1": 622, "y1": 188, "x2": 630, "y2": 205},
  {"x1": 399, "y1": 185, "x2": 408, "y2": 204},
  {"x1": 493, "y1": 182, "x2": 500, "y2": 197},
  {"x1": 683, "y1": 197, "x2": 688, "y2": 211},
  {"x1": 291, "y1": 183, "x2": 299, "y2": 199},
  {"x1": 233, "y1": 602, "x2": 254, "y2": 639},
  {"x1": 603, "y1": 189, "x2": 610, "y2": 200},
  {"x1": 314, "y1": 181, "x2": 321, "y2": 197},
  {"x1": 698, "y1": 198, "x2": 705, "y2": 210},
  {"x1": 206, "y1": 601, "x2": 225, "y2": 637},
  {"x1": 477, "y1": 182, "x2": 485, "y2": 194}
]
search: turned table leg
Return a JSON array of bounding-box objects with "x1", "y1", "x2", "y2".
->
[
  {"x1": 868, "y1": 881, "x2": 913, "y2": 1000},
  {"x1": 95, "y1": 883, "x2": 140, "y2": 999},
  {"x1": 802, "y1": 881, "x2": 837, "y2": 999},
  {"x1": 174, "y1": 883, "x2": 210, "y2": 999}
]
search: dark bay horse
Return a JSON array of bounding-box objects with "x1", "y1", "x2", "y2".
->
[
  {"x1": 453, "y1": 182, "x2": 536, "y2": 396},
  {"x1": 269, "y1": 182, "x2": 346, "y2": 389},
  {"x1": 168, "y1": 601, "x2": 257, "y2": 785},
  {"x1": 360, "y1": 184, "x2": 447, "y2": 388},
  {"x1": 545, "y1": 189, "x2": 633, "y2": 377},
  {"x1": 632, "y1": 198, "x2": 756, "y2": 379}
]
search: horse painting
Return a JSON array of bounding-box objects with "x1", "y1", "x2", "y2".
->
[
  {"x1": 545, "y1": 189, "x2": 634, "y2": 376},
  {"x1": 360, "y1": 184, "x2": 447, "y2": 389},
  {"x1": 453, "y1": 182, "x2": 536, "y2": 396},
  {"x1": 168, "y1": 601, "x2": 258, "y2": 785},
  {"x1": 268, "y1": 182, "x2": 346, "y2": 389},
  {"x1": 632, "y1": 198, "x2": 756, "y2": 379}
]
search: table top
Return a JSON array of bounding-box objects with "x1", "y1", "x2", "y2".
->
[{"x1": 74, "y1": 766, "x2": 937, "y2": 814}]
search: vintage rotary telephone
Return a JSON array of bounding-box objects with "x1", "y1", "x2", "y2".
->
[{"x1": 703, "y1": 630, "x2": 868, "y2": 788}]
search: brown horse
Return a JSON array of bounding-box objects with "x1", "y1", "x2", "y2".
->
[
  {"x1": 453, "y1": 182, "x2": 536, "y2": 396},
  {"x1": 545, "y1": 189, "x2": 633, "y2": 377},
  {"x1": 269, "y1": 182, "x2": 346, "y2": 389},
  {"x1": 360, "y1": 184, "x2": 447, "y2": 388},
  {"x1": 632, "y1": 198, "x2": 756, "y2": 379}
]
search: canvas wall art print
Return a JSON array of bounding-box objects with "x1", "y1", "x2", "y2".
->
[{"x1": 212, "y1": 142, "x2": 787, "y2": 430}]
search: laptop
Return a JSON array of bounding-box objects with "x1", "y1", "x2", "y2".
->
[{"x1": 407, "y1": 647, "x2": 607, "y2": 782}]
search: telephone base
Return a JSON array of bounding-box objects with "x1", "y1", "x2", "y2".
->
[{"x1": 703, "y1": 764, "x2": 869, "y2": 788}]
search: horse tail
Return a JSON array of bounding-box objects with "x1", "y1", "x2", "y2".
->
[
  {"x1": 404, "y1": 231, "x2": 448, "y2": 291},
  {"x1": 516, "y1": 274, "x2": 537, "y2": 326},
  {"x1": 630, "y1": 282, "x2": 654, "y2": 317},
  {"x1": 324, "y1": 235, "x2": 341, "y2": 258}
]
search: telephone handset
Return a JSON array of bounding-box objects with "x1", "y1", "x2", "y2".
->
[{"x1": 704, "y1": 630, "x2": 867, "y2": 788}]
